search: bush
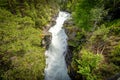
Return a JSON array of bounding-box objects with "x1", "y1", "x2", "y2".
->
[
  {"x1": 76, "y1": 49, "x2": 103, "y2": 80},
  {"x1": 2, "y1": 50, "x2": 45, "y2": 80},
  {"x1": 0, "y1": 8, "x2": 45, "y2": 80},
  {"x1": 109, "y1": 44, "x2": 120, "y2": 66}
]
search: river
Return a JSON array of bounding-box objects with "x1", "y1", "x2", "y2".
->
[{"x1": 44, "y1": 11, "x2": 71, "y2": 80}]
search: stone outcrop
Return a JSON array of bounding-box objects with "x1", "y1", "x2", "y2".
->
[
  {"x1": 40, "y1": 33, "x2": 52, "y2": 50},
  {"x1": 40, "y1": 13, "x2": 58, "y2": 49}
]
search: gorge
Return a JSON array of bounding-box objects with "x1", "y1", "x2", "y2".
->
[{"x1": 44, "y1": 11, "x2": 71, "y2": 80}]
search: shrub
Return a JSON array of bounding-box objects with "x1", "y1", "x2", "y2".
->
[
  {"x1": 76, "y1": 49, "x2": 103, "y2": 80},
  {"x1": 2, "y1": 50, "x2": 45, "y2": 80},
  {"x1": 109, "y1": 44, "x2": 120, "y2": 66}
]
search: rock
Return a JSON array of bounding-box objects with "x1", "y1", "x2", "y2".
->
[
  {"x1": 40, "y1": 33, "x2": 52, "y2": 50},
  {"x1": 42, "y1": 21, "x2": 56, "y2": 32},
  {"x1": 50, "y1": 20, "x2": 56, "y2": 27},
  {"x1": 64, "y1": 18, "x2": 75, "y2": 27},
  {"x1": 42, "y1": 17, "x2": 56, "y2": 32},
  {"x1": 40, "y1": 11, "x2": 58, "y2": 50},
  {"x1": 63, "y1": 18, "x2": 80, "y2": 41},
  {"x1": 65, "y1": 27, "x2": 80, "y2": 41},
  {"x1": 107, "y1": 72, "x2": 120, "y2": 80}
]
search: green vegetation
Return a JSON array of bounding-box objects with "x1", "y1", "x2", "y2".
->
[
  {"x1": 77, "y1": 49, "x2": 103, "y2": 80},
  {"x1": 0, "y1": 0, "x2": 120, "y2": 80},
  {"x1": 0, "y1": 0, "x2": 58, "y2": 80},
  {"x1": 67, "y1": 0, "x2": 120, "y2": 80}
]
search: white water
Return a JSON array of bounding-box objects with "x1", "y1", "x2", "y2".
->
[{"x1": 45, "y1": 11, "x2": 71, "y2": 80}]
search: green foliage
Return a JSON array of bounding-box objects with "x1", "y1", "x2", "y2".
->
[
  {"x1": 76, "y1": 17, "x2": 120, "y2": 80},
  {"x1": 0, "y1": 0, "x2": 59, "y2": 79},
  {"x1": 68, "y1": 30, "x2": 85, "y2": 48},
  {"x1": 76, "y1": 49, "x2": 103, "y2": 80},
  {"x1": 72, "y1": 0, "x2": 107, "y2": 31},
  {"x1": 68, "y1": 0, "x2": 120, "y2": 80},
  {"x1": 109, "y1": 44, "x2": 120, "y2": 66},
  {"x1": 2, "y1": 50, "x2": 45, "y2": 80},
  {"x1": 59, "y1": 0, "x2": 77, "y2": 12},
  {"x1": 0, "y1": 5, "x2": 48, "y2": 79},
  {"x1": 90, "y1": 24, "x2": 109, "y2": 42},
  {"x1": 88, "y1": 19, "x2": 120, "y2": 55},
  {"x1": 98, "y1": 63, "x2": 120, "y2": 79},
  {"x1": 0, "y1": 0, "x2": 8, "y2": 7},
  {"x1": 0, "y1": 0, "x2": 58, "y2": 28},
  {"x1": 0, "y1": 0, "x2": 120, "y2": 80},
  {"x1": 90, "y1": 7, "x2": 107, "y2": 22},
  {"x1": 107, "y1": 19, "x2": 120, "y2": 35}
]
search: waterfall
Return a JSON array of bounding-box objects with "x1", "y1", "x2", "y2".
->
[{"x1": 44, "y1": 11, "x2": 71, "y2": 80}]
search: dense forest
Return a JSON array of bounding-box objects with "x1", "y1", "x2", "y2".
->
[{"x1": 0, "y1": 0, "x2": 120, "y2": 80}]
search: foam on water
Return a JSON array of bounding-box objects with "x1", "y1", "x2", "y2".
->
[{"x1": 45, "y1": 11, "x2": 71, "y2": 80}]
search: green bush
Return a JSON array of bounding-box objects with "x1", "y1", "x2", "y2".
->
[
  {"x1": 109, "y1": 44, "x2": 120, "y2": 66},
  {"x1": 0, "y1": 0, "x2": 59, "y2": 79},
  {"x1": 0, "y1": 8, "x2": 45, "y2": 80},
  {"x1": 90, "y1": 24, "x2": 109, "y2": 42},
  {"x1": 72, "y1": 0, "x2": 105, "y2": 31},
  {"x1": 76, "y1": 49, "x2": 103, "y2": 80},
  {"x1": 2, "y1": 50, "x2": 45, "y2": 80},
  {"x1": 108, "y1": 19, "x2": 120, "y2": 35}
]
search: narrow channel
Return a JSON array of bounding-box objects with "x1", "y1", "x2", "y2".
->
[{"x1": 44, "y1": 11, "x2": 71, "y2": 80}]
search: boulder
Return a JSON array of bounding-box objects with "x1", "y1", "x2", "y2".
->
[{"x1": 40, "y1": 33, "x2": 52, "y2": 50}]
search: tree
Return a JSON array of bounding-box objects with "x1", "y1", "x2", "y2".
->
[{"x1": 73, "y1": 0, "x2": 105, "y2": 31}]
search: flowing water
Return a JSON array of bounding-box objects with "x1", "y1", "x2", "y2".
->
[{"x1": 45, "y1": 11, "x2": 71, "y2": 80}]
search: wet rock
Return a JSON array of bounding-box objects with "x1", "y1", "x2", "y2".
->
[
  {"x1": 64, "y1": 18, "x2": 75, "y2": 26},
  {"x1": 40, "y1": 33, "x2": 52, "y2": 50},
  {"x1": 65, "y1": 27, "x2": 80, "y2": 41},
  {"x1": 40, "y1": 12, "x2": 58, "y2": 50},
  {"x1": 63, "y1": 18, "x2": 79, "y2": 41},
  {"x1": 42, "y1": 20, "x2": 56, "y2": 32},
  {"x1": 63, "y1": 19, "x2": 86, "y2": 79}
]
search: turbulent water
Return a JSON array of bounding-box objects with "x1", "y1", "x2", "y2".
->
[{"x1": 44, "y1": 11, "x2": 71, "y2": 80}]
